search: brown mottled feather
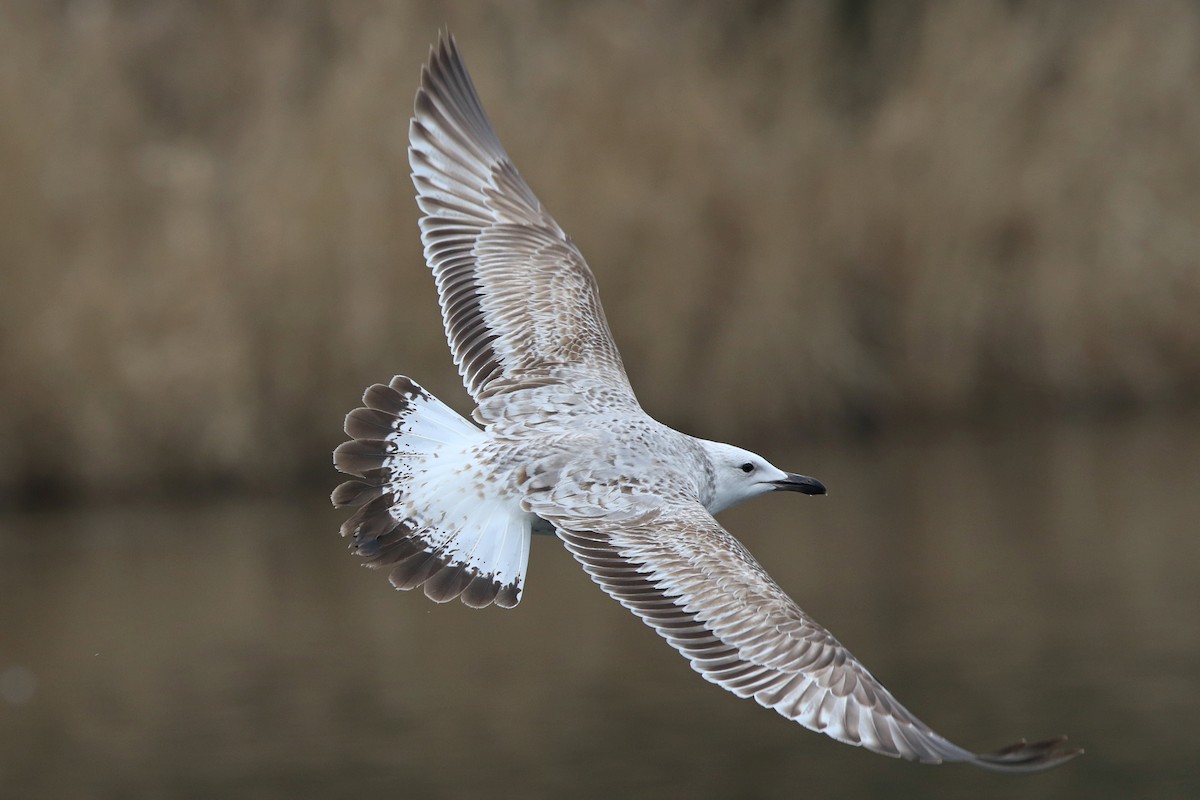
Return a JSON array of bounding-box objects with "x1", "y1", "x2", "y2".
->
[
  {"x1": 410, "y1": 36, "x2": 634, "y2": 412},
  {"x1": 332, "y1": 371, "x2": 526, "y2": 610},
  {"x1": 535, "y1": 497, "x2": 1081, "y2": 772},
  {"x1": 330, "y1": 35, "x2": 1080, "y2": 764}
]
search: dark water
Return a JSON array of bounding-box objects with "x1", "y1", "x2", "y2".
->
[{"x1": 2, "y1": 416, "x2": 1198, "y2": 799}]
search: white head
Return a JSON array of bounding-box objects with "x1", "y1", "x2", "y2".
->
[{"x1": 698, "y1": 440, "x2": 827, "y2": 515}]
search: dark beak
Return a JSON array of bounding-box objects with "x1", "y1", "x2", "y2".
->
[{"x1": 771, "y1": 473, "x2": 827, "y2": 496}]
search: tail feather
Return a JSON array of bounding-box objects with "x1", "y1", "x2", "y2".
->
[
  {"x1": 332, "y1": 376, "x2": 530, "y2": 609},
  {"x1": 343, "y1": 407, "x2": 406, "y2": 440},
  {"x1": 420, "y1": 504, "x2": 497, "y2": 602},
  {"x1": 332, "y1": 439, "x2": 399, "y2": 477},
  {"x1": 329, "y1": 479, "x2": 385, "y2": 508},
  {"x1": 462, "y1": 573, "x2": 504, "y2": 609}
]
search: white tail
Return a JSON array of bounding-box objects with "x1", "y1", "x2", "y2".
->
[{"x1": 332, "y1": 376, "x2": 530, "y2": 608}]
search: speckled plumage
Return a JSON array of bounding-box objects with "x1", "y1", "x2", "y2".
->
[{"x1": 332, "y1": 35, "x2": 1080, "y2": 771}]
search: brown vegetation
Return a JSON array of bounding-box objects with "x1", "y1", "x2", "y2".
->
[{"x1": 1, "y1": 1, "x2": 1198, "y2": 501}]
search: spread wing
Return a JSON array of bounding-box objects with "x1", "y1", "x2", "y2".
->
[
  {"x1": 539, "y1": 499, "x2": 1081, "y2": 771},
  {"x1": 408, "y1": 36, "x2": 634, "y2": 409}
]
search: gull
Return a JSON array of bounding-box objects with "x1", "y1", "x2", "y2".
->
[{"x1": 333, "y1": 34, "x2": 1081, "y2": 771}]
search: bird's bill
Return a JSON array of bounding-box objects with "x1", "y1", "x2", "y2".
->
[{"x1": 771, "y1": 473, "x2": 827, "y2": 495}]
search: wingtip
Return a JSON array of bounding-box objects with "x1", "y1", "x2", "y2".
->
[
  {"x1": 972, "y1": 734, "x2": 1083, "y2": 773},
  {"x1": 428, "y1": 29, "x2": 461, "y2": 75},
  {"x1": 416, "y1": 31, "x2": 456, "y2": 108}
]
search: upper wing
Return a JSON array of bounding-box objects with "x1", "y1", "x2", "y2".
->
[
  {"x1": 541, "y1": 499, "x2": 1080, "y2": 771},
  {"x1": 408, "y1": 36, "x2": 634, "y2": 408}
]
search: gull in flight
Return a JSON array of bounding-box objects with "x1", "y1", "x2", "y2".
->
[{"x1": 333, "y1": 34, "x2": 1080, "y2": 771}]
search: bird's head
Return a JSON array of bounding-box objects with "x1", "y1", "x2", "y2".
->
[{"x1": 699, "y1": 440, "x2": 826, "y2": 515}]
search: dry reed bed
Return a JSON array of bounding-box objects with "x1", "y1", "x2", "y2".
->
[{"x1": 1, "y1": 1, "x2": 1197, "y2": 500}]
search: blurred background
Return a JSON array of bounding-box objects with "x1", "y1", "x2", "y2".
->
[{"x1": 1, "y1": 1, "x2": 1198, "y2": 798}]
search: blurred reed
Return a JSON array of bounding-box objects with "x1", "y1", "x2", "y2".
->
[{"x1": 1, "y1": 0, "x2": 1198, "y2": 502}]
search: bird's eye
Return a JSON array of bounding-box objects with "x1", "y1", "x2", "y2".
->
[{"x1": 740, "y1": 462, "x2": 755, "y2": 473}]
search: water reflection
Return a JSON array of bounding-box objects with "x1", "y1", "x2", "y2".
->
[{"x1": 2, "y1": 417, "x2": 1197, "y2": 799}]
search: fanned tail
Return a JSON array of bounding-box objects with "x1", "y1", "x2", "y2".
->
[{"x1": 332, "y1": 376, "x2": 530, "y2": 608}]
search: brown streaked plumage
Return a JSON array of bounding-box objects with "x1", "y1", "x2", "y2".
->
[
  {"x1": 331, "y1": 33, "x2": 1081, "y2": 771},
  {"x1": 409, "y1": 41, "x2": 633, "y2": 408}
]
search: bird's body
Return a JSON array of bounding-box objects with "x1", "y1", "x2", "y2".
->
[{"x1": 333, "y1": 34, "x2": 1080, "y2": 772}]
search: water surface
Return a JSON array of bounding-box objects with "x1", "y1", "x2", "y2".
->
[{"x1": 2, "y1": 417, "x2": 1197, "y2": 798}]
